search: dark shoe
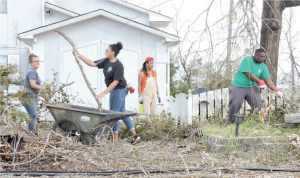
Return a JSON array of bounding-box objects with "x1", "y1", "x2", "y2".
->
[{"x1": 130, "y1": 134, "x2": 141, "y2": 145}]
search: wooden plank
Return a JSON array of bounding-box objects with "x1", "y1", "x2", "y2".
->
[
  {"x1": 284, "y1": 89, "x2": 291, "y2": 110},
  {"x1": 296, "y1": 90, "x2": 300, "y2": 113},
  {"x1": 284, "y1": 113, "x2": 300, "y2": 124},
  {"x1": 187, "y1": 91, "x2": 193, "y2": 125},
  {"x1": 214, "y1": 89, "x2": 222, "y2": 116},
  {"x1": 207, "y1": 91, "x2": 214, "y2": 118},
  {"x1": 169, "y1": 96, "x2": 176, "y2": 122},
  {"x1": 261, "y1": 90, "x2": 268, "y2": 102},
  {"x1": 175, "y1": 94, "x2": 181, "y2": 123},
  {"x1": 177, "y1": 93, "x2": 188, "y2": 124},
  {"x1": 277, "y1": 88, "x2": 284, "y2": 108},
  {"x1": 267, "y1": 90, "x2": 275, "y2": 110},
  {"x1": 245, "y1": 102, "x2": 252, "y2": 114},
  {"x1": 192, "y1": 94, "x2": 200, "y2": 118},
  {"x1": 199, "y1": 92, "x2": 207, "y2": 122},
  {"x1": 222, "y1": 88, "x2": 230, "y2": 119}
]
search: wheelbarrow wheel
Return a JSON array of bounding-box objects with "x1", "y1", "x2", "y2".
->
[
  {"x1": 52, "y1": 119, "x2": 81, "y2": 142},
  {"x1": 94, "y1": 124, "x2": 113, "y2": 143}
]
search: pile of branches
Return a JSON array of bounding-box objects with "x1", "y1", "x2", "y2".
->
[{"x1": 0, "y1": 115, "x2": 115, "y2": 171}]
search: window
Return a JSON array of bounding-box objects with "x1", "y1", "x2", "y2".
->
[
  {"x1": 0, "y1": 55, "x2": 7, "y2": 91},
  {"x1": 0, "y1": 0, "x2": 7, "y2": 13},
  {"x1": 0, "y1": 55, "x2": 7, "y2": 66}
]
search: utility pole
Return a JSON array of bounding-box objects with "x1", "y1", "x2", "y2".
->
[{"x1": 226, "y1": 0, "x2": 234, "y2": 78}]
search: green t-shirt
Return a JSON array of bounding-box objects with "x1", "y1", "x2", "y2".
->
[{"x1": 232, "y1": 56, "x2": 271, "y2": 88}]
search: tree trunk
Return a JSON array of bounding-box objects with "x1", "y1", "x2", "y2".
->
[
  {"x1": 260, "y1": 1, "x2": 284, "y2": 85},
  {"x1": 260, "y1": 0, "x2": 300, "y2": 85},
  {"x1": 284, "y1": 113, "x2": 300, "y2": 124}
]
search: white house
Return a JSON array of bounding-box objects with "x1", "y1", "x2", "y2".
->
[{"x1": 0, "y1": 0, "x2": 180, "y2": 119}]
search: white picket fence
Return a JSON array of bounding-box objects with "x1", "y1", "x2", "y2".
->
[{"x1": 165, "y1": 88, "x2": 300, "y2": 125}]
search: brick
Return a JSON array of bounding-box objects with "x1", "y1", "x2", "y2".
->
[
  {"x1": 257, "y1": 136, "x2": 272, "y2": 143},
  {"x1": 214, "y1": 144, "x2": 225, "y2": 152},
  {"x1": 239, "y1": 137, "x2": 258, "y2": 145},
  {"x1": 237, "y1": 144, "x2": 248, "y2": 152}
]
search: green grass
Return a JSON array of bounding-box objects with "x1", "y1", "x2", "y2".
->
[{"x1": 203, "y1": 118, "x2": 299, "y2": 138}]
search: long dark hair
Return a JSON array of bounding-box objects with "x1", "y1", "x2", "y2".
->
[
  {"x1": 140, "y1": 61, "x2": 149, "y2": 77},
  {"x1": 109, "y1": 42, "x2": 123, "y2": 57}
]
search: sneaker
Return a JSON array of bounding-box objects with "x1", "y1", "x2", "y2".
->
[{"x1": 130, "y1": 134, "x2": 141, "y2": 145}]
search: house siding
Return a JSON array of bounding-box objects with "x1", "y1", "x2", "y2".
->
[
  {"x1": 0, "y1": 0, "x2": 43, "y2": 75},
  {"x1": 52, "y1": 0, "x2": 149, "y2": 25},
  {"x1": 34, "y1": 16, "x2": 166, "y2": 82}
]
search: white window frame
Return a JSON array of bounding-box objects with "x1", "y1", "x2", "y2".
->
[{"x1": 0, "y1": 0, "x2": 7, "y2": 13}]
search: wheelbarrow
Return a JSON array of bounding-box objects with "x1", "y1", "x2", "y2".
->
[{"x1": 46, "y1": 104, "x2": 137, "y2": 145}]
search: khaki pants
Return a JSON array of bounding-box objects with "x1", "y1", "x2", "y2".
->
[{"x1": 142, "y1": 77, "x2": 157, "y2": 117}]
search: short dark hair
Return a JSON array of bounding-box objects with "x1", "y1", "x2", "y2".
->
[
  {"x1": 109, "y1": 42, "x2": 123, "y2": 57},
  {"x1": 255, "y1": 48, "x2": 266, "y2": 55}
]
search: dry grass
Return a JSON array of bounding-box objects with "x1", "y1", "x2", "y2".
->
[{"x1": 1, "y1": 115, "x2": 300, "y2": 177}]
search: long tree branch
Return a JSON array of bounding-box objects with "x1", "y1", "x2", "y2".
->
[
  {"x1": 284, "y1": 1, "x2": 300, "y2": 8},
  {"x1": 55, "y1": 30, "x2": 102, "y2": 112}
]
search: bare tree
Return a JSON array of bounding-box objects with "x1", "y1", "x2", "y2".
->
[
  {"x1": 279, "y1": 8, "x2": 300, "y2": 90},
  {"x1": 260, "y1": 0, "x2": 300, "y2": 85}
]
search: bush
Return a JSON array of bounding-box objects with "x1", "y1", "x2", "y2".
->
[{"x1": 119, "y1": 111, "x2": 202, "y2": 141}]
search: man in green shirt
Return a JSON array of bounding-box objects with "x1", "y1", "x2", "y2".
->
[{"x1": 229, "y1": 49, "x2": 283, "y2": 124}]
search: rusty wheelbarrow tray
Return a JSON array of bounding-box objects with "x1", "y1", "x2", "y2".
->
[{"x1": 46, "y1": 104, "x2": 137, "y2": 145}]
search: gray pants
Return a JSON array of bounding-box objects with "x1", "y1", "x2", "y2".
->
[{"x1": 229, "y1": 85, "x2": 266, "y2": 123}]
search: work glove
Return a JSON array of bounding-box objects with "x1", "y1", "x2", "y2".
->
[
  {"x1": 126, "y1": 86, "x2": 135, "y2": 94},
  {"x1": 257, "y1": 80, "x2": 266, "y2": 90},
  {"x1": 275, "y1": 89, "x2": 283, "y2": 98},
  {"x1": 138, "y1": 97, "x2": 143, "y2": 104},
  {"x1": 157, "y1": 95, "x2": 161, "y2": 103}
]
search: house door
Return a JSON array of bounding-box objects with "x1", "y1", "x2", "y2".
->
[
  {"x1": 99, "y1": 42, "x2": 139, "y2": 112},
  {"x1": 61, "y1": 41, "x2": 139, "y2": 112},
  {"x1": 60, "y1": 43, "x2": 100, "y2": 108}
]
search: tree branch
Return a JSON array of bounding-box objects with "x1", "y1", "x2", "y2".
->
[
  {"x1": 284, "y1": 1, "x2": 300, "y2": 8},
  {"x1": 55, "y1": 30, "x2": 102, "y2": 112}
]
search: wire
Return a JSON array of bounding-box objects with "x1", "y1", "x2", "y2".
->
[{"x1": 1, "y1": 167, "x2": 300, "y2": 176}]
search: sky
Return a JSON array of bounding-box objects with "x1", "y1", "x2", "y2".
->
[{"x1": 126, "y1": 0, "x2": 300, "y2": 87}]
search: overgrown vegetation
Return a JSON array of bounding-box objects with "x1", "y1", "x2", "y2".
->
[
  {"x1": 0, "y1": 65, "x2": 29, "y2": 122},
  {"x1": 203, "y1": 114, "x2": 299, "y2": 138},
  {"x1": 38, "y1": 71, "x2": 79, "y2": 116},
  {"x1": 119, "y1": 111, "x2": 203, "y2": 141},
  {"x1": 169, "y1": 53, "x2": 233, "y2": 97}
]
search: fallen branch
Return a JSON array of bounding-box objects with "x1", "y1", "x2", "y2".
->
[
  {"x1": 266, "y1": 88, "x2": 300, "y2": 109},
  {"x1": 0, "y1": 147, "x2": 53, "y2": 156},
  {"x1": 177, "y1": 152, "x2": 189, "y2": 174},
  {"x1": 55, "y1": 30, "x2": 102, "y2": 112}
]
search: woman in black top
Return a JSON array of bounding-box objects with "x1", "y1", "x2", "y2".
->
[{"x1": 73, "y1": 42, "x2": 140, "y2": 144}]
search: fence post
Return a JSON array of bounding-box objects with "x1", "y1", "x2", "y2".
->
[{"x1": 187, "y1": 89, "x2": 193, "y2": 125}]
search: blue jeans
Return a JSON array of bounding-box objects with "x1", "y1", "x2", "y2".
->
[
  {"x1": 22, "y1": 97, "x2": 38, "y2": 131},
  {"x1": 110, "y1": 88, "x2": 134, "y2": 134}
]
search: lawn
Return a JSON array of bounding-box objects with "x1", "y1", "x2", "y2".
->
[{"x1": 203, "y1": 118, "x2": 300, "y2": 138}]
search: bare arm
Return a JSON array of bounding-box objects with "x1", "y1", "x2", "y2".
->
[
  {"x1": 138, "y1": 72, "x2": 143, "y2": 97},
  {"x1": 103, "y1": 80, "x2": 119, "y2": 94},
  {"x1": 29, "y1": 79, "x2": 45, "y2": 90},
  {"x1": 72, "y1": 50, "x2": 96, "y2": 67},
  {"x1": 95, "y1": 80, "x2": 119, "y2": 99},
  {"x1": 264, "y1": 78, "x2": 278, "y2": 91},
  {"x1": 244, "y1": 72, "x2": 260, "y2": 82}
]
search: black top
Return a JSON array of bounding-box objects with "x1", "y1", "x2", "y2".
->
[{"x1": 94, "y1": 58, "x2": 127, "y2": 89}]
